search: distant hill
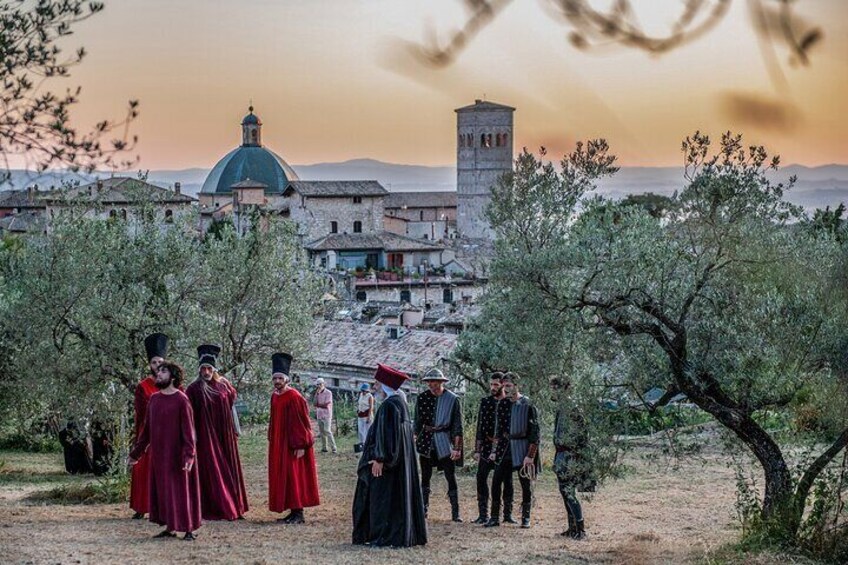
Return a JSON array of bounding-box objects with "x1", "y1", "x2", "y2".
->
[{"x1": 2, "y1": 160, "x2": 846, "y2": 210}]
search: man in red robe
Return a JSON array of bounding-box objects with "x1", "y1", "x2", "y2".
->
[
  {"x1": 130, "y1": 332, "x2": 168, "y2": 519},
  {"x1": 268, "y1": 352, "x2": 320, "y2": 524},
  {"x1": 186, "y1": 344, "x2": 248, "y2": 520},
  {"x1": 129, "y1": 360, "x2": 202, "y2": 540}
]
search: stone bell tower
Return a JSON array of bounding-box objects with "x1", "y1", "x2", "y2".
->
[{"x1": 455, "y1": 99, "x2": 515, "y2": 239}]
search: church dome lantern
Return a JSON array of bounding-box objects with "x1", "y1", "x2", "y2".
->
[{"x1": 201, "y1": 105, "x2": 299, "y2": 195}]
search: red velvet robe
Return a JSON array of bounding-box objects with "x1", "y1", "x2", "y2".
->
[
  {"x1": 268, "y1": 388, "x2": 320, "y2": 512},
  {"x1": 130, "y1": 391, "x2": 202, "y2": 533},
  {"x1": 186, "y1": 377, "x2": 248, "y2": 520},
  {"x1": 130, "y1": 376, "x2": 158, "y2": 514}
]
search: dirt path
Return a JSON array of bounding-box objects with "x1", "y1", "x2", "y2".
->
[{"x1": 0, "y1": 434, "x2": 740, "y2": 564}]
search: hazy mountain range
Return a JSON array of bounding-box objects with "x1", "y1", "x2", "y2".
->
[{"x1": 3, "y1": 159, "x2": 847, "y2": 210}]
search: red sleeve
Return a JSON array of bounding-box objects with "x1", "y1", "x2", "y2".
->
[
  {"x1": 129, "y1": 401, "x2": 151, "y2": 461},
  {"x1": 287, "y1": 393, "x2": 315, "y2": 450},
  {"x1": 180, "y1": 395, "x2": 197, "y2": 468},
  {"x1": 268, "y1": 396, "x2": 275, "y2": 442},
  {"x1": 133, "y1": 384, "x2": 149, "y2": 437}
]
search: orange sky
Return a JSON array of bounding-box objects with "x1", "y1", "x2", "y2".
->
[{"x1": 54, "y1": 0, "x2": 848, "y2": 169}]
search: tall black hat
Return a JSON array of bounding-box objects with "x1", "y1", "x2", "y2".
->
[
  {"x1": 272, "y1": 352, "x2": 293, "y2": 377},
  {"x1": 144, "y1": 333, "x2": 169, "y2": 361},
  {"x1": 197, "y1": 344, "x2": 221, "y2": 368}
]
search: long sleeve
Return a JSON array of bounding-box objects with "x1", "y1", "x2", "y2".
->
[
  {"x1": 475, "y1": 402, "x2": 485, "y2": 445},
  {"x1": 450, "y1": 398, "x2": 463, "y2": 441},
  {"x1": 413, "y1": 395, "x2": 423, "y2": 436},
  {"x1": 372, "y1": 401, "x2": 401, "y2": 468},
  {"x1": 133, "y1": 384, "x2": 149, "y2": 437},
  {"x1": 180, "y1": 396, "x2": 197, "y2": 468},
  {"x1": 129, "y1": 403, "x2": 152, "y2": 461},
  {"x1": 287, "y1": 394, "x2": 315, "y2": 450},
  {"x1": 527, "y1": 405, "x2": 540, "y2": 446}
]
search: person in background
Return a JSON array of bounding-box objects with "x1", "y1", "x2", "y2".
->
[
  {"x1": 312, "y1": 378, "x2": 337, "y2": 454},
  {"x1": 356, "y1": 383, "x2": 375, "y2": 453},
  {"x1": 472, "y1": 371, "x2": 505, "y2": 524}
]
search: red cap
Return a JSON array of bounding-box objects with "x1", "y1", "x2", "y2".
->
[{"x1": 374, "y1": 363, "x2": 409, "y2": 390}]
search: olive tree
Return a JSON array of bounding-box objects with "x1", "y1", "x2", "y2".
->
[{"x1": 457, "y1": 134, "x2": 848, "y2": 545}]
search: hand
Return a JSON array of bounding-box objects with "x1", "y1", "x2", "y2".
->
[
  {"x1": 488, "y1": 452, "x2": 496, "y2": 462},
  {"x1": 473, "y1": 452, "x2": 480, "y2": 463},
  {"x1": 370, "y1": 460, "x2": 383, "y2": 477},
  {"x1": 295, "y1": 449, "x2": 305, "y2": 458},
  {"x1": 523, "y1": 456, "x2": 533, "y2": 468},
  {"x1": 127, "y1": 457, "x2": 138, "y2": 467},
  {"x1": 183, "y1": 460, "x2": 194, "y2": 472},
  {"x1": 450, "y1": 449, "x2": 461, "y2": 461}
]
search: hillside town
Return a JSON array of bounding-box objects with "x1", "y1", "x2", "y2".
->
[{"x1": 0, "y1": 99, "x2": 515, "y2": 392}]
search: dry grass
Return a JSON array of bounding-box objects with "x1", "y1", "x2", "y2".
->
[{"x1": 0, "y1": 428, "x2": 748, "y2": 564}]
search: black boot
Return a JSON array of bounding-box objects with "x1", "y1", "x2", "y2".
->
[
  {"x1": 503, "y1": 497, "x2": 517, "y2": 524},
  {"x1": 422, "y1": 487, "x2": 431, "y2": 519},
  {"x1": 570, "y1": 520, "x2": 586, "y2": 540},
  {"x1": 561, "y1": 511, "x2": 576, "y2": 537},
  {"x1": 448, "y1": 490, "x2": 462, "y2": 523},
  {"x1": 520, "y1": 503, "x2": 531, "y2": 529},
  {"x1": 472, "y1": 497, "x2": 489, "y2": 524},
  {"x1": 132, "y1": 512, "x2": 144, "y2": 520},
  {"x1": 484, "y1": 501, "x2": 500, "y2": 527}
]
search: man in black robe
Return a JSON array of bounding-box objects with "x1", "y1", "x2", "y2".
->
[
  {"x1": 414, "y1": 368, "x2": 464, "y2": 522},
  {"x1": 472, "y1": 371, "x2": 504, "y2": 524},
  {"x1": 352, "y1": 364, "x2": 427, "y2": 548}
]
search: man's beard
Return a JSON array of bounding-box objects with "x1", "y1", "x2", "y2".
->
[{"x1": 155, "y1": 378, "x2": 172, "y2": 390}]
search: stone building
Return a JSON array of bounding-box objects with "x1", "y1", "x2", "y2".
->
[
  {"x1": 0, "y1": 178, "x2": 194, "y2": 234},
  {"x1": 456, "y1": 99, "x2": 515, "y2": 239},
  {"x1": 383, "y1": 191, "x2": 457, "y2": 240}
]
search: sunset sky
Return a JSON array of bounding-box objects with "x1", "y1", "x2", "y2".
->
[{"x1": 57, "y1": 0, "x2": 848, "y2": 169}]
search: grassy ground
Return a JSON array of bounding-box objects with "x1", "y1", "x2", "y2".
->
[{"x1": 0, "y1": 425, "x2": 769, "y2": 564}]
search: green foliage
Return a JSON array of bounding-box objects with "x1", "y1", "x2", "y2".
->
[{"x1": 0, "y1": 212, "x2": 323, "y2": 445}]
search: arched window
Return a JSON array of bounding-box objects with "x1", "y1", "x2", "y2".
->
[
  {"x1": 164, "y1": 209, "x2": 173, "y2": 223},
  {"x1": 355, "y1": 291, "x2": 367, "y2": 302},
  {"x1": 419, "y1": 210, "x2": 424, "y2": 221},
  {"x1": 467, "y1": 134, "x2": 472, "y2": 147},
  {"x1": 481, "y1": 134, "x2": 487, "y2": 147},
  {"x1": 353, "y1": 221, "x2": 362, "y2": 233},
  {"x1": 330, "y1": 221, "x2": 338, "y2": 234},
  {"x1": 502, "y1": 133, "x2": 508, "y2": 145},
  {"x1": 120, "y1": 209, "x2": 127, "y2": 220},
  {"x1": 109, "y1": 209, "x2": 117, "y2": 218},
  {"x1": 459, "y1": 134, "x2": 464, "y2": 148},
  {"x1": 495, "y1": 133, "x2": 502, "y2": 147},
  {"x1": 487, "y1": 133, "x2": 493, "y2": 147}
]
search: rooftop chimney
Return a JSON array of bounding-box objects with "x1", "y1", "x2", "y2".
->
[{"x1": 174, "y1": 182, "x2": 181, "y2": 195}]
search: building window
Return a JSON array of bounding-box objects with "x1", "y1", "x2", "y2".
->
[
  {"x1": 502, "y1": 133, "x2": 508, "y2": 145},
  {"x1": 331, "y1": 221, "x2": 338, "y2": 234},
  {"x1": 353, "y1": 196, "x2": 362, "y2": 204},
  {"x1": 496, "y1": 133, "x2": 502, "y2": 147},
  {"x1": 459, "y1": 134, "x2": 464, "y2": 148},
  {"x1": 355, "y1": 291, "x2": 367, "y2": 302},
  {"x1": 419, "y1": 210, "x2": 424, "y2": 221},
  {"x1": 164, "y1": 209, "x2": 173, "y2": 223},
  {"x1": 487, "y1": 133, "x2": 493, "y2": 147},
  {"x1": 467, "y1": 133, "x2": 473, "y2": 147},
  {"x1": 443, "y1": 288, "x2": 454, "y2": 304},
  {"x1": 120, "y1": 209, "x2": 127, "y2": 220},
  {"x1": 353, "y1": 221, "x2": 362, "y2": 233},
  {"x1": 481, "y1": 133, "x2": 488, "y2": 147},
  {"x1": 109, "y1": 209, "x2": 116, "y2": 218},
  {"x1": 400, "y1": 290, "x2": 411, "y2": 303}
]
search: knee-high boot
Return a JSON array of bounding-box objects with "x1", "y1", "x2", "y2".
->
[
  {"x1": 448, "y1": 490, "x2": 462, "y2": 523},
  {"x1": 422, "y1": 487, "x2": 431, "y2": 518}
]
